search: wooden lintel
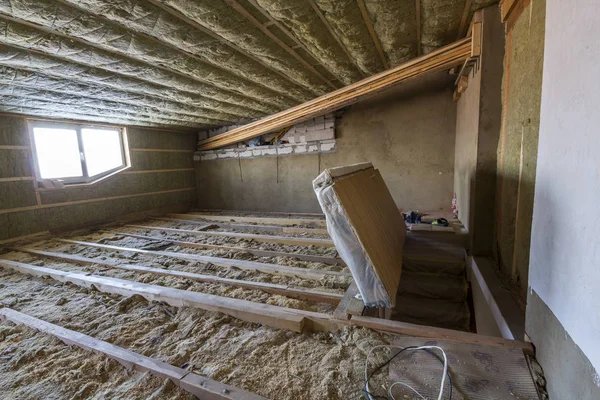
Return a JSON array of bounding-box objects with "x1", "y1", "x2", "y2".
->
[
  {"x1": 197, "y1": 37, "x2": 472, "y2": 150},
  {"x1": 106, "y1": 230, "x2": 343, "y2": 266},
  {"x1": 0, "y1": 307, "x2": 266, "y2": 400},
  {"x1": 127, "y1": 224, "x2": 335, "y2": 248},
  {"x1": 11, "y1": 248, "x2": 343, "y2": 305},
  {"x1": 58, "y1": 239, "x2": 347, "y2": 280}
]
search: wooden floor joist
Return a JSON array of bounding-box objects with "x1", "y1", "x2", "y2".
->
[
  {"x1": 0, "y1": 307, "x2": 266, "y2": 400},
  {"x1": 58, "y1": 239, "x2": 349, "y2": 280},
  {"x1": 162, "y1": 215, "x2": 330, "y2": 235},
  {"x1": 104, "y1": 230, "x2": 343, "y2": 266},
  {"x1": 0, "y1": 259, "x2": 335, "y2": 332},
  {"x1": 193, "y1": 209, "x2": 325, "y2": 219},
  {"x1": 197, "y1": 37, "x2": 473, "y2": 150},
  {"x1": 184, "y1": 213, "x2": 328, "y2": 228},
  {"x1": 0, "y1": 259, "x2": 534, "y2": 353},
  {"x1": 127, "y1": 224, "x2": 335, "y2": 248},
  {"x1": 11, "y1": 248, "x2": 343, "y2": 305},
  {"x1": 333, "y1": 282, "x2": 365, "y2": 320}
]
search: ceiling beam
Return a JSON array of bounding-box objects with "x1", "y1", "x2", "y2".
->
[
  {"x1": 306, "y1": 0, "x2": 367, "y2": 77},
  {"x1": 197, "y1": 37, "x2": 472, "y2": 150},
  {"x1": 457, "y1": 0, "x2": 473, "y2": 39},
  {"x1": 415, "y1": 0, "x2": 422, "y2": 56},
  {"x1": 356, "y1": 0, "x2": 389, "y2": 70},
  {"x1": 230, "y1": 0, "x2": 341, "y2": 89}
]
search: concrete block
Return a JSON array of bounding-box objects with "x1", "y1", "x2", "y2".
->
[
  {"x1": 294, "y1": 144, "x2": 308, "y2": 153},
  {"x1": 278, "y1": 146, "x2": 293, "y2": 155},
  {"x1": 261, "y1": 148, "x2": 277, "y2": 156},
  {"x1": 308, "y1": 144, "x2": 318, "y2": 152},
  {"x1": 200, "y1": 152, "x2": 218, "y2": 161},
  {"x1": 239, "y1": 150, "x2": 253, "y2": 158},
  {"x1": 320, "y1": 140, "x2": 336, "y2": 152}
]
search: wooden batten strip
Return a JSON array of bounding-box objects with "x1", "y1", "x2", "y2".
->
[
  {"x1": 0, "y1": 188, "x2": 196, "y2": 215},
  {"x1": 197, "y1": 38, "x2": 471, "y2": 150},
  {"x1": 0, "y1": 307, "x2": 266, "y2": 400},
  {"x1": 0, "y1": 176, "x2": 34, "y2": 182},
  {"x1": 0, "y1": 145, "x2": 28, "y2": 150},
  {"x1": 122, "y1": 168, "x2": 195, "y2": 174},
  {"x1": 185, "y1": 213, "x2": 328, "y2": 227},
  {"x1": 0, "y1": 260, "x2": 534, "y2": 352},
  {"x1": 58, "y1": 239, "x2": 348, "y2": 280},
  {"x1": 128, "y1": 224, "x2": 335, "y2": 248},
  {"x1": 12, "y1": 247, "x2": 343, "y2": 305},
  {"x1": 192, "y1": 209, "x2": 325, "y2": 218},
  {"x1": 163, "y1": 214, "x2": 329, "y2": 235},
  {"x1": 106, "y1": 230, "x2": 343, "y2": 266},
  {"x1": 129, "y1": 148, "x2": 195, "y2": 153}
]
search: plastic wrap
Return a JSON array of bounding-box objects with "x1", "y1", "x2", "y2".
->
[{"x1": 313, "y1": 163, "x2": 394, "y2": 307}]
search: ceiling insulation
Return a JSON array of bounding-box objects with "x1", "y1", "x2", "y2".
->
[{"x1": 0, "y1": 0, "x2": 497, "y2": 127}]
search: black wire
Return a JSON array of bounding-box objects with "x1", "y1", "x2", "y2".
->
[{"x1": 362, "y1": 346, "x2": 453, "y2": 400}]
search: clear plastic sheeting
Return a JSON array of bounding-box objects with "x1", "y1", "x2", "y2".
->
[{"x1": 313, "y1": 162, "x2": 394, "y2": 307}]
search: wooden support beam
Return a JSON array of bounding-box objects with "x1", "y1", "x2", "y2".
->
[
  {"x1": 350, "y1": 315, "x2": 534, "y2": 353},
  {"x1": 185, "y1": 213, "x2": 328, "y2": 227},
  {"x1": 58, "y1": 239, "x2": 347, "y2": 280},
  {"x1": 105, "y1": 230, "x2": 343, "y2": 266},
  {"x1": 500, "y1": 0, "x2": 519, "y2": 21},
  {"x1": 356, "y1": 0, "x2": 389, "y2": 69},
  {"x1": 0, "y1": 307, "x2": 266, "y2": 400},
  {"x1": 127, "y1": 224, "x2": 335, "y2": 248},
  {"x1": 0, "y1": 259, "x2": 338, "y2": 333},
  {"x1": 333, "y1": 282, "x2": 365, "y2": 320},
  {"x1": 223, "y1": 0, "x2": 339, "y2": 90},
  {"x1": 162, "y1": 215, "x2": 329, "y2": 235},
  {"x1": 11, "y1": 248, "x2": 343, "y2": 305},
  {"x1": 192, "y1": 209, "x2": 325, "y2": 218},
  {"x1": 457, "y1": 0, "x2": 473, "y2": 39},
  {"x1": 197, "y1": 37, "x2": 471, "y2": 150},
  {"x1": 1, "y1": 260, "x2": 534, "y2": 352},
  {"x1": 415, "y1": 0, "x2": 421, "y2": 56},
  {"x1": 307, "y1": 0, "x2": 366, "y2": 77}
]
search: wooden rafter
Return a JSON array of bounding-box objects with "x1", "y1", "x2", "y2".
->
[
  {"x1": 144, "y1": 0, "x2": 322, "y2": 97},
  {"x1": 415, "y1": 0, "x2": 422, "y2": 56},
  {"x1": 356, "y1": 0, "x2": 389, "y2": 69},
  {"x1": 222, "y1": 0, "x2": 340, "y2": 90},
  {"x1": 306, "y1": 0, "x2": 367, "y2": 77},
  {"x1": 457, "y1": 0, "x2": 473, "y2": 39},
  {"x1": 197, "y1": 37, "x2": 472, "y2": 150}
]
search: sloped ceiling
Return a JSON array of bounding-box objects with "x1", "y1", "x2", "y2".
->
[{"x1": 0, "y1": 0, "x2": 496, "y2": 129}]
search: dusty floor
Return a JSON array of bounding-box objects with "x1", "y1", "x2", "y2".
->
[{"x1": 0, "y1": 269, "x2": 393, "y2": 400}]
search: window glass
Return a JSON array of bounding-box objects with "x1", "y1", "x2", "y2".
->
[
  {"x1": 81, "y1": 128, "x2": 124, "y2": 177},
  {"x1": 32, "y1": 127, "x2": 82, "y2": 179}
]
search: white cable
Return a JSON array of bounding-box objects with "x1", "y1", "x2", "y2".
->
[
  {"x1": 364, "y1": 345, "x2": 448, "y2": 400},
  {"x1": 388, "y1": 381, "x2": 426, "y2": 400}
]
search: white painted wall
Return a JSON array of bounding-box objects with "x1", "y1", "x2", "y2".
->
[{"x1": 529, "y1": 0, "x2": 600, "y2": 373}]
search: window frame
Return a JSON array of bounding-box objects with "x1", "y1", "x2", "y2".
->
[{"x1": 27, "y1": 119, "x2": 131, "y2": 187}]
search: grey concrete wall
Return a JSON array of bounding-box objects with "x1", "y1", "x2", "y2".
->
[
  {"x1": 196, "y1": 73, "x2": 457, "y2": 213},
  {"x1": 0, "y1": 115, "x2": 196, "y2": 241},
  {"x1": 454, "y1": 5, "x2": 504, "y2": 256}
]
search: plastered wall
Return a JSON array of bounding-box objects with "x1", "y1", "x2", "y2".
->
[
  {"x1": 195, "y1": 73, "x2": 457, "y2": 214},
  {"x1": 0, "y1": 115, "x2": 196, "y2": 241}
]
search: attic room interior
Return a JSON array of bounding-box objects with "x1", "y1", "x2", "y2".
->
[{"x1": 0, "y1": 0, "x2": 598, "y2": 399}]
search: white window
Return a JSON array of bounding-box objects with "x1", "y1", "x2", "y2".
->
[{"x1": 29, "y1": 120, "x2": 129, "y2": 186}]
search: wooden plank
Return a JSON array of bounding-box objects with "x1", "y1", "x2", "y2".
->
[
  {"x1": 185, "y1": 213, "x2": 328, "y2": 227},
  {"x1": 0, "y1": 188, "x2": 196, "y2": 215},
  {"x1": 58, "y1": 239, "x2": 349, "y2": 280},
  {"x1": 129, "y1": 148, "x2": 194, "y2": 153},
  {"x1": 0, "y1": 307, "x2": 266, "y2": 400},
  {"x1": 106, "y1": 230, "x2": 343, "y2": 266},
  {"x1": 356, "y1": 0, "x2": 389, "y2": 69},
  {"x1": 457, "y1": 0, "x2": 473, "y2": 39},
  {"x1": 197, "y1": 37, "x2": 472, "y2": 150},
  {"x1": 0, "y1": 145, "x2": 28, "y2": 150},
  {"x1": 0, "y1": 176, "x2": 34, "y2": 182},
  {"x1": 121, "y1": 168, "x2": 195, "y2": 174},
  {"x1": 162, "y1": 215, "x2": 329, "y2": 235},
  {"x1": 500, "y1": 0, "x2": 518, "y2": 21},
  {"x1": 0, "y1": 259, "x2": 307, "y2": 332},
  {"x1": 192, "y1": 209, "x2": 325, "y2": 218},
  {"x1": 0, "y1": 231, "x2": 50, "y2": 245},
  {"x1": 415, "y1": 0, "x2": 421, "y2": 56},
  {"x1": 332, "y1": 282, "x2": 364, "y2": 320},
  {"x1": 350, "y1": 315, "x2": 534, "y2": 353},
  {"x1": 12, "y1": 247, "x2": 343, "y2": 305},
  {"x1": 127, "y1": 224, "x2": 335, "y2": 248}
]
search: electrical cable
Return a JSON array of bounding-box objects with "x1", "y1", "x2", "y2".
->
[{"x1": 363, "y1": 345, "x2": 452, "y2": 400}]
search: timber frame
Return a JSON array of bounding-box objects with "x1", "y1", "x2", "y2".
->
[{"x1": 0, "y1": 210, "x2": 533, "y2": 355}]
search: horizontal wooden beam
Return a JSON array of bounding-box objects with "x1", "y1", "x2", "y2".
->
[
  {"x1": 0, "y1": 176, "x2": 34, "y2": 182},
  {"x1": 121, "y1": 168, "x2": 195, "y2": 175},
  {"x1": 0, "y1": 259, "x2": 337, "y2": 332},
  {"x1": 350, "y1": 315, "x2": 534, "y2": 353},
  {"x1": 197, "y1": 37, "x2": 472, "y2": 150},
  {"x1": 1, "y1": 259, "x2": 534, "y2": 352},
  {"x1": 58, "y1": 239, "x2": 347, "y2": 280},
  {"x1": 12, "y1": 247, "x2": 343, "y2": 305},
  {"x1": 193, "y1": 209, "x2": 325, "y2": 218},
  {"x1": 0, "y1": 307, "x2": 266, "y2": 400},
  {"x1": 129, "y1": 148, "x2": 194, "y2": 153},
  {"x1": 127, "y1": 224, "x2": 335, "y2": 248},
  {"x1": 185, "y1": 213, "x2": 328, "y2": 227},
  {"x1": 106, "y1": 230, "x2": 342, "y2": 266},
  {"x1": 162, "y1": 215, "x2": 329, "y2": 235}
]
